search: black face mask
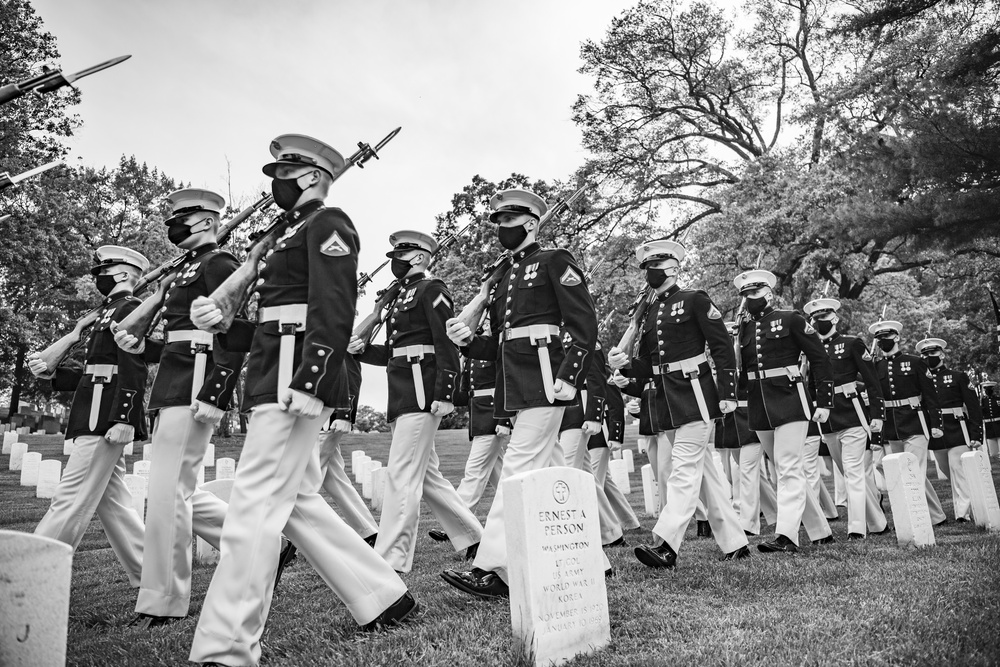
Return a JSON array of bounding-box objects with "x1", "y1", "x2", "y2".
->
[
  {"x1": 271, "y1": 175, "x2": 305, "y2": 210},
  {"x1": 645, "y1": 268, "x2": 667, "y2": 289},
  {"x1": 924, "y1": 356, "x2": 942, "y2": 369},
  {"x1": 167, "y1": 219, "x2": 207, "y2": 246},
  {"x1": 985, "y1": 386, "x2": 996, "y2": 397},
  {"x1": 497, "y1": 224, "x2": 528, "y2": 250},
  {"x1": 877, "y1": 338, "x2": 896, "y2": 352},
  {"x1": 95, "y1": 274, "x2": 120, "y2": 296},
  {"x1": 391, "y1": 258, "x2": 412, "y2": 279},
  {"x1": 814, "y1": 319, "x2": 835, "y2": 335},
  {"x1": 746, "y1": 296, "x2": 769, "y2": 315}
]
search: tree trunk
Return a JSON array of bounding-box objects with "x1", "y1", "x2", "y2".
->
[{"x1": 7, "y1": 344, "x2": 25, "y2": 421}]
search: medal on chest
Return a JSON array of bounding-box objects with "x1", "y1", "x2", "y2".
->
[
  {"x1": 669, "y1": 300, "x2": 685, "y2": 317},
  {"x1": 834, "y1": 342, "x2": 845, "y2": 357},
  {"x1": 402, "y1": 288, "x2": 417, "y2": 305},
  {"x1": 522, "y1": 262, "x2": 539, "y2": 282},
  {"x1": 769, "y1": 319, "x2": 783, "y2": 333},
  {"x1": 899, "y1": 361, "x2": 911, "y2": 374}
]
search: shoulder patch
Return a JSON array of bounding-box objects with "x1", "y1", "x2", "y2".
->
[
  {"x1": 432, "y1": 293, "x2": 452, "y2": 310},
  {"x1": 862, "y1": 351, "x2": 873, "y2": 361},
  {"x1": 803, "y1": 322, "x2": 816, "y2": 335},
  {"x1": 559, "y1": 267, "x2": 582, "y2": 286},
  {"x1": 707, "y1": 304, "x2": 722, "y2": 320},
  {"x1": 320, "y1": 230, "x2": 350, "y2": 256}
]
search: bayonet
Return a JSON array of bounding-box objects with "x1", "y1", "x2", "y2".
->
[
  {"x1": 0, "y1": 55, "x2": 131, "y2": 106},
  {"x1": 0, "y1": 160, "x2": 63, "y2": 191}
]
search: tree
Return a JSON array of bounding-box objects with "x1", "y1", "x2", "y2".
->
[{"x1": 354, "y1": 405, "x2": 389, "y2": 433}]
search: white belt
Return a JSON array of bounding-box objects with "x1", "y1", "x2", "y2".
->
[
  {"x1": 746, "y1": 365, "x2": 810, "y2": 419},
  {"x1": 835, "y1": 381, "x2": 871, "y2": 436},
  {"x1": 885, "y1": 397, "x2": 921, "y2": 408},
  {"x1": 259, "y1": 303, "x2": 307, "y2": 398},
  {"x1": 834, "y1": 381, "x2": 857, "y2": 396},
  {"x1": 651, "y1": 353, "x2": 708, "y2": 375},
  {"x1": 166, "y1": 330, "x2": 214, "y2": 401},
  {"x1": 473, "y1": 388, "x2": 494, "y2": 398},
  {"x1": 85, "y1": 364, "x2": 118, "y2": 379},
  {"x1": 502, "y1": 324, "x2": 560, "y2": 342},
  {"x1": 166, "y1": 329, "x2": 214, "y2": 349},
  {"x1": 941, "y1": 407, "x2": 966, "y2": 418},
  {"x1": 392, "y1": 345, "x2": 434, "y2": 409},
  {"x1": 85, "y1": 364, "x2": 118, "y2": 431},
  {"x1": 502, "y1": 324, "x2": 560, "y2": 403},
  {"x1": 985, "y1": 417, "x2": 1000, "y2": 424}
]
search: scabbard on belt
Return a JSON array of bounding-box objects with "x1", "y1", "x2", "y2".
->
[
  {"x1": 85, "y1": 363, "x2": 118, "y2": 430},
  {"x1": 392, "y1": 345, "x2": 435, "y2": 410},
  {"x1": 835, "y1": 382, "x2": 871, "y2": 437},
  {"x1": 259, "y1": 304, "x2": 307, "y2": 399},
  {"x1": 166, "y1": 329, "x2": 214, "y2": 403},
  {"x1": 941, "y1": 407, "x2": 971, "y2": 446},
  {"x1": 748, "y1": 365, "x2": 812, "y2": 419},
  {"x1": 655, "y1": 353, "x2": 710, "y2": 422},
  {"x1": 503, "y1": 324, "x2": 560, "y2": 403}
]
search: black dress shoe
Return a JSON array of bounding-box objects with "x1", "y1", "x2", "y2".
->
[
  {"x1": 634, "y1": 543, "x2": 677, "y2": 569},
  {"x1": 605, "y1": 568, "x2": 614, "y2": 578},
  {"x1": 827, "y1": 514, "x2": 841, "y2": 522},
  {"x1": 440, "y1": 568, "x2": 509, "y2": 599},
  {"x1": 847, "y1": 532, "x2": 865, "y2": 541},
  {"x1": 361, "y1": 592, "x2": 418, "y2": 632},
  {"x1": 364, "y1": 533, "x2": 378, "y2": 547},
  {"x1": 696, "y1": 520, "x2": 713, "y2": 538},
  {"x1": 130, "y1": 613, "x2": 184, "y2": 629},
  {"x1": 870, "y1": 525, "x2": 891, "y2": 535},
  {"x1": 812, "y1": 535, "x2": 835, "y2": 546},
  {"x1": 428, "y1": 529, "x2": 450, "y2": 542},
  {"x1": 956, "y1": 517, "x2": 969, "y2": 523},
  {"x1": 604, "y1": 535, "x2": 628, "y2": 548},
  {"x1": 744, "y1": 530, "x2": 757, "y2": 537},
  {"x1": 465, "y1": 542, "x2": 479, "y2": 560},
  {"x1": 721, "y1": 545, "x2": 750, "y2": 561},
  {"x1": 757, "y1": 534, "x2": 798, "y2": 554},
  {"x1": 274, "y1": 541, "x2": 298, "y2": 588}
]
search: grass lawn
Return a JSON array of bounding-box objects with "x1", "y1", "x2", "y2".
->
[{"x1": 2, "y1": 427, "x2": 999, "y2": 667}]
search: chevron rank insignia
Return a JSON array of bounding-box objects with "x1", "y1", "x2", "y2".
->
[
  {"x1": 559, "y1": 267, "x2": 582, "y2": 286},
  {"x1": 862, "y1": 351, "x2": 873, "y2": 361},
  {"x1": 320, "y1": 230, "x2": 349, "y2": 256},
  {"x1": 707, "y1": 304, "x2": 722, "y2": 320},
  {"x1": 432, "y1": 293, "x2": 452, "y2": 310}
]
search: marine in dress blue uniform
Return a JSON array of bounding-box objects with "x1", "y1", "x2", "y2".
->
[
  {"x1": 28, "y1": 245, "x2": 150, "y2": 586},
  {"x1": 351, "y1": 230, "x2": 483, "y2": 572},
  {"x1": 441, "y1": 188, "x2": 599, "y2": 598},
  {"x1": 982, "y1": 381, "x2": 1000, "y2": 458},
  {"x1": 188, "y1": 135, "x2": 412, "y2": 667},
  {"x1": 868, "y1": 320, "x2": 947, "y2": 526},
  {"x1": 609, "y1": 240, "x2": 748, "y2": 567},
  {"x1": 918, "y1": 337, "x2": 982, "y2": 521}
]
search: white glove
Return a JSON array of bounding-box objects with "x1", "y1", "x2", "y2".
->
[
  {"x1": 190, "y1": 401, "x2": 224, "y2": 425},
  {"x1": 190, "y1": 296, "x2": 223, "y2": 331},
  {"x1": 608, "y1": 440, "x2": 623, "y2": 452},
  {"x1": 105, "y1": 423, "x2": 134, "y2": 446},
  {"x1": 113, "y1": 327, "x2": 145, "y2": 353},
  {"x1": 346, "y1": 335, "x2": 366, "y2": 355},
  {"x1": 280, "y1": 388, "x2": 324, "y2": 418},
  {"x1": 970, "y1": 440, "x2": 982, "y2": 449},
  {"x1": 870, "y1": 418, "x2": 883, "y2": 433},
  {"x1": 719, "y1": 400, "x2": 737, "y2": 414},
  {"x1": 931, "y1": 427, "x2": 944, "y2": 439},
  {"x1": 607, "y1": 347, "x2": 629, "y2": 370},
  {"x1": 27, "y1": 353, "x2": 54, "y2": 379},
  {"x1": 431, "y1": 400, "x2": 454, "y2": 417},
  {"x1": 331, "y1": 419, "x2": 352, "y2": 433},
  {"x1": 446, "y1": 318, "x2": 472, "y2": 346},
  {"x1": 495, "y1": 424, "x2": 511, "y2": 437},
  {"x1": 582, "y1": 420, "x2": 601, "y2": 436},
  {"x1": 553, "y1": 379, "x2": 577, "y2": 401},
  {"x1": 812, "y1": 407, "x2": 830, "y2": 424},
  {"x1": 611, "y1": 370, "x2": 630, "y2": 388}
]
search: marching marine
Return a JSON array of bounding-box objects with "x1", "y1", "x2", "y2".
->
[{"x1": 982, "y1": 380, "x2": 1000, "y2": 459}]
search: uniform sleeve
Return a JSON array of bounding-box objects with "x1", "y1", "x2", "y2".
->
[
  {"x1": 914, "y1": 357, "x2": 942, "y2": 430},
  {"x1": 347, "y1": 355, "x2": 363, "y2": 423},
  {"x1": 604, "y1": 382, "x2": 626, "y2": 443},
  {"x1": 583, "y1": 349, "x2": 608, "y2": 422},
  {"x1": 695, "y1": 291, "x2": 737, "y2": 401},
  {"x1": 110, "y1": 299, "x2": 148, "y2": 427},
  {"x1": 425, "y1": 280, "x2": 460, "y2": 404},
  {"x1": 465, "y1": 331, "x2": 499, "y2": 361},
  {"x1": 454, "y1": 360, "x2": 471, "y2": 407},
  {"x1": 852, "y1": 337, "x2": 883, "y2": 420},
  {"x1": 197, "y1": 252, "x2": 246, "y2": 410},
  {"x1": 790, "y1": 312, "x2": 833, "y2": 409},
  {"x1": 624, "y1": 305, "x2": 656, "y2": 381},
  {"x1": 548, "y1": 249, "x2": 598, "y2": 388},
  {"x1": 325, "y1": 362, "x2": 354, "y2": 421},
  {"x1": 959, "y1": 373, "x2": 984, "y2": 441},
  {"x1": 288, "y1": 210, "x2": 359, "y2": 402}
]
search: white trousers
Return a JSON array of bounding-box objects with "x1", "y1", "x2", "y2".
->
[
  {"x1": 735, "y1": 443, "x2": 779, "y2": 534},
  {"x1": 833, "y1": 462, "x2": 848, "y2": 506},
  {"x1": 137, "y1": 407, "x2": 227, "y2": 617},
  {"x1": 652, "y1": 421, "x2": 747, "y2": 554},
  {"x1": 35, "y1": 434, "x2": 144, "y2": 586},
  {"x1": 931, "y1": 445, "x2": 973, "y2": 520},
  {"x1": 375, "y1": 412, "x2": 482, "y2": 572},
  {"x1": 456, "y1": 433, "x2": 507, "y2": 510},
  {"x1": 987, "y1": 438, "x2": 998, "y2": 458},
  {"x1": 591, "y1": 447, "x2": 640, "y2": 530},
  {"x1": 885, "y1": 436, "x2": 947, "y2": 524},
  {"x1": 803, "y1": 435, "x2": 840, "y2": 520},
  {"x1": 823, "y1": 427, "x2": 887, "y2": 535},
  {"x1": 190, "y1": 405, "x2": 407, "y2": 666},
  {"x1": 756, "y1": 422, "x2": 832, "y2": 545},
  {"x1": 317, "y1": 430, "x2": 377, "y2": 538},
  {"x1": 560, "y1": 429, "x2": 624, "y2": 545}
]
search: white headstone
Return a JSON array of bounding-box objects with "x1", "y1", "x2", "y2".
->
[
  {"x1": 195, "y1": 479, "x2": 235, "y2": 564},
  {"x1": 33, "y1": 430, "x2": 44, "y2": 436},
  {"x1": 609, "y1": 459, "x2": 630, "y2": 494},
  {"x1": 354, "y1": 455, "x2": 371, "y2": 484},
  {"x1": 504, "y1": 467, "x2": 611, "y2": 667},
  {"x1": 621, "y1": 449, "x2": 634, "y2": 473},
  {"x1": 9, "y1": 442, "x2": 28, "y2": 471},
  {"x1": 36, "y1": 460, "x2": 62, "y2": 499},
  {"x1": 351, "y1": 450, "x2": 365, "y2": 474},
  {"x1": 962, "y1": 450, "x2": 1000, "y2": 531},
  {"x1": 363, "y1": 461, "x2": 382, "y2": 500},
  {"x1": 133, "y1": 460, "x2": 151, "y2": 481},
  {"x1": 0, "y1": 531, "x2": 73, "y2": 667},
  {"x1": 371, "y1": 466, "x2": 388, "y2": 512},
  {"x1": 19, "y1": 452, "x2": 42, "y2": 486},
  {"x1": 63, "y1": 438, "x2": 74, "y2": 456},
  {"x1": 1, "y1": 432, "x2": 14, "y2": 455},
  {"x1": 641, "y1": 464, "x2": 659, "y2": 517},
  {"x1": 123, "y1": 442, "x2": 133, "y2": 456},
  {"x1": 883, "y1": 452, "x2": 935, "y2": 547},
  {"x1": 123, "y1": 474, "x2": 147, "y2": 524},
  {"x1": 216, "y1": 457, "x2": 236, "y2": 480},
  {"x1": 611, "y1": 449, "x2": 622, "y2": 460},
  {"x1": 203, "y1": 442, "x2": 215, "y2": 468},
  {"x1": 143, "y1": 443, "x2": 153, "y2": 461}
]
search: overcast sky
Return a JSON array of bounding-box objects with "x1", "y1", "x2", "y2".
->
[{"x1": 32, "y1": 0, "x2": 638, "y2": 409}]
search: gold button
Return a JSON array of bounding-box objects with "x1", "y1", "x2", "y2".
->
[
  {"x1": 318, "y1": 350, "x2": 326, "y2": 356},
  {"x1": 311, "y1": 365, "x2": 319, "y2": 372},
  {"x1": 305, "y1": 382, "x2": 313, "y2": 389}
]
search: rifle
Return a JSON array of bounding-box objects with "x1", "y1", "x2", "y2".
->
[
  {"x1": 614, "y1": 286, "x2": 651, "y2": 364},
  {"x1": 0, "y1": 160, "x2": 63, "y2": 191},
  {"x1": 358, "y1": 259, "x2": 390, "y2": 290},
  {"x1": 597, "y1": 309, "x2": 616, "y2": 335},
  {"x1": 114, "y1": 193, "x2": 276, "y2": 342},
  {"x1": 0, "y1": 55, "x2": 131, "y2": 106},
  {"x1": 196, "y1": 127, "x2": 402, "y2": 335},
  {"x1": 353, "y1": 218, "x2": 477, "y2": 347}
]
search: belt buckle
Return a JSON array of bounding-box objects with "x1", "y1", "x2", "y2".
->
[
  {"x1": 528, "y1": 324, "x2": 552, "y2": 347},
  {"x1": 406, "y1": 346, "x2": 425, "y2": 363}
]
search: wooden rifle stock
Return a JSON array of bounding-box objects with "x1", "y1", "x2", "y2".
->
[
  {"x1": 353, "y1": 281, "x2": 403, "y2": 346},
  {"x1": 33, "y1": 308, "x2": 101, "y2": 374},
  {"x1": 456, "y1": 253, "x2": 511, "y2": 340},
  {"x1": 614, "y1": 287, "x2": 651, "y2": 361}
]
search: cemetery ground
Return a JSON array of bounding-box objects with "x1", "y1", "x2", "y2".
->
[{"x1": 3, "y1": 429, "x2": 1000, "y2": 667}]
